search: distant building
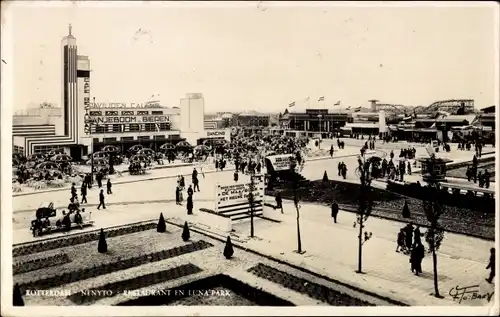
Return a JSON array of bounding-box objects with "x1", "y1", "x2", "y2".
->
[{"x1": 279, "y1": 108, "x2": 350, "y2": 138}]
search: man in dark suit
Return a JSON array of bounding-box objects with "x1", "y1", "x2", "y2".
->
[
  {"x1": 187, "y1": 194, "x2": 193, "y2": 215},
  {"x1": 486, "y1": 247, "x2": 495, "y2": 283},
  {"x1": 81, "y1": 184, "x2": 87, "y2": 204},
  {"x1": 331, "y1": 202, "x2": 339, "y2": 223},
  {"x1": 97, "y1": 189, "x2": 106, "y2": 210}
]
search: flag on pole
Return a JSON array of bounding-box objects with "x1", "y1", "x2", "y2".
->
[
  {"x1": 318, "y1": 96, "x2": 325, "y2": 102},
  {"x1": 289, "y1": 102, "x2": 296, "y2": 107},
  {"x1": 334, "y1": 101, "x2": 341, "y2": 106}
]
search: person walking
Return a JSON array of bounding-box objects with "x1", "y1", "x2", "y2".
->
[
  {"x1": 187, "y1": 193, "x2": 193, "y2": 215},
  {"x1": 275, "y1": 193, "x2": 283, "y2": 214},
  {"x1": 97, "y1": 173, "x2": 103, "y2": 188},
  {"x1": 486, "y1": 247, "x2": 495, "y2": 284},
  {"x1": 405, "y1": 223, "x2": 414, "y2": 252},
  {"x1": 410, "y1": 242, "x2": 425, "y2": 276},
  {"x1": 187, "y1": 184, "x2": 194, "y2": 197},
  {"x1": 175, "y1": 186, "x2": 181, "y2": 205},
  {"x1": 193, "y1": 176, "x2": 200, "y2": 192},
  {"x1": 71, "y1": 183, "x2": 77, "y2": 200},
  {"x1": 80, "y1": 184, "x2": 87, "y2": 204},
  {"x1": 396, "y1": 228, "x2": 406, "y2": 253},
  {"x1": 106, "y1": 179, "x2": 112, "y2": 195},
  {"x1": 331, "y1": 201, "x2": 339, "y2": 223},
  {"x1": 413, "y1": 225, "x2": 422, "y2": 247},
  {"x1": 97, "y1": 189, "x2": 106, "y2": 210}
]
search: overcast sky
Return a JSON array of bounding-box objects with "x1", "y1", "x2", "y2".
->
[{"x1": 4, "y1": 1, "x2": 498, "y2": 112}]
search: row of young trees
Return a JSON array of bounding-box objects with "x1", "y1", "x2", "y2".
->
[{"x1": 290, "y1": 155, "x2": 446, "y2": 298}]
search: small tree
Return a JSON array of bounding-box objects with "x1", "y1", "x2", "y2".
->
[
  {"x1": 182, "y1": 221, "x2": 190, "y2": 241},
  {"x1": 402, "y1": 200, "x2": 410, "y2": 218},
  {"x1": 223, "y1": 236, "x2": 234, "y2": 259},
  {"x1": 290, "y1": 160, "x2": 304, "y2": 253},
  {"x1": 97, "y1": 228, "x2": 107, "y2": 253},
  {"x1": 322, "y1": 171, "x2": 329, "y2": 182},
  {"x1": 423, "y1": 185, "x2": 445, "y2": 298},
  {"x1": 353, "y1": 158, "x2": 373, "y2": 273},
  {"x1": 157, "y1": 213, "x2": 166, "y2": 232},
  {"x1": 13, "y1": 283, "x2": 24, "y2": 306}
]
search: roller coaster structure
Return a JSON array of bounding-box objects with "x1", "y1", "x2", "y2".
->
[{"x1": 374, "y1": 99, "x2": 475, "y2": 117}]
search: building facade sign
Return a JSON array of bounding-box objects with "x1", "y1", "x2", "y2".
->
[
  {"x1": 89, "y1": 101, "x2": 161, "y2": 108},
  {"x1": 83, "y1": 76, "x2": 91, "y2": 135},
  {"x1": 91, "y1": 115, "x2": 170, "y2": 124}
]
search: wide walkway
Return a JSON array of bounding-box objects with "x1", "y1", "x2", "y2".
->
[{"x1": 228, "y1": 201, "x2": 495, "y2": 307}]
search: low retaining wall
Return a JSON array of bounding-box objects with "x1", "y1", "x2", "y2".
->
[{"x1": 198, "y1": 208, "x2": 232, "y2": 233}]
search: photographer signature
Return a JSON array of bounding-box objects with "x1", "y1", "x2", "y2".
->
[{"x1": 449, "y1": 285, "x2": 494, "y2": 304}]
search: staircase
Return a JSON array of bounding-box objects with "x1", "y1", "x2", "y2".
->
[{"x1": 217, "y1": 200, "x2": 264, "y2": 222}]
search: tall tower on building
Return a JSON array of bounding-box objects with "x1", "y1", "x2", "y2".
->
[{"x1": 61, "y1": 24, "x2": 78, "y2": 136}]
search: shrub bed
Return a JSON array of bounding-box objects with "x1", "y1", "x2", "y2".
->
[
  {"x1": 268, "y1": 180, "x2": 495, "y2": 240},
  {"x1": 118, "y1": 273, "x2": 295, "y2": 306},
  {"x1": 17, "y1": 240, "x2": 213, "y2": 293},
  {"x1": 248, "y1": 263, "x2": 374, "y2": 306},
  {"x1": 13, "y1": 253, "x2": 71, "y2": 275},
  {"x1": 13, "y1": 222, "x2": 157, "y2": 257},
  {"x1": 385, "y1": 181, "x2": 495, "y2": 210},
  {"x1": 68, "y1": 263, "x2": 203, "y2": 305}
]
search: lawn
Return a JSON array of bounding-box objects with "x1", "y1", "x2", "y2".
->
[{"x1": 267, "y1": 179, "x2": 495, "y2": 240}]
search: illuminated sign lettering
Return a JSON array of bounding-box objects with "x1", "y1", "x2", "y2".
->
[
  {"x1": 207, "y1": 131, "x2": 226, "y2": 137},
  {"x1": 90, "y1": 101, "x2": 161, "y2": 108},
  {"x1": 93, "y1": 116, "x2": 170, "y2": 124}
]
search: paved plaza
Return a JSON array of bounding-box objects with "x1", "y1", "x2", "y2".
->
[{"x1": 11, "y1": 142, "x2": 496, "y2": 307}]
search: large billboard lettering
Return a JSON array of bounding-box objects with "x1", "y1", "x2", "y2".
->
[{"x1": 92, "y1": 116, "x2": 171, "y2": 124}]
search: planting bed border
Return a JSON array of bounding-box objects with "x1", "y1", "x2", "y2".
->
[
  {"x1": 248, "y1": 263, "x2": 375, "y2": 306},
  {"x1": 117, "y1": 273, "x2": 295, "y2": 306},
  {"x1": 17, "y1": 240, "x2": 213, "y2": 293},
  {"x1": 68, "y1": 263, "x2": 203, "y2": 305},
  {"x1": 164, "y1": 220, "x2": 406, "y2": 306},
  {"x1": 13, "y1": 222, "x2": 158, "y2": 257},
  {"x1": 13, "y1": 253, "x2": 71, "y2": 275}
]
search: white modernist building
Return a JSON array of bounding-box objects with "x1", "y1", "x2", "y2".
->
[{"x1": 12, "y1": 26, "x2": 229, "y2": 157}]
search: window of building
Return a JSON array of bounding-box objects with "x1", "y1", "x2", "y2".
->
[
  {"x1": 111, "y1": 124, "x2": 121, "y2": 133},
  {"x1": 103, "y1": 137, "x2": 117, "y2": 143},
  {"x1": 121, "y1": 111, "x2": 134, "y2": 116},
  {"x1": 154, "y1": 135, "x2": 166, "y2": 140},
  {"x1": 138, "y1": 136, "x2": 150, "y2": 141},
  {"x1": 129, "y1": 124, "x2": 140, "y2": 132},
  {"x1": 95, "y1": 125, "x2": 106, "y2": 133},
  {"x1": 151, "y1": 111, "x2": 163, "y2": 115},
  {"x1": 121, "y1": 136, "x2": 134, "y2": 142},
  {"x1": 137, "y1": 111, "x2": 149, "y2": 115},
  {"x1": 105, "y1": 111, "x2": 119, "y2": 116},
  {"x1": 13, "y1": 145, "x2": 24, "y2": 154},
  {"x1": 93, "y1": 138, "x2": 100, "y2": 144},
  {"x1": 33, "y1": 145, "x2": 60, "y2": 154},
  {"x1": 159, "y1": 122, "x2": 170, "y2": 130},
  {"x1": 144, "y1": 123, "x2": 156, "y2": 132}
]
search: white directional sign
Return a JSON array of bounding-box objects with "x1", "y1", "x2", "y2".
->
[
  {"x1": 215, "y1": 175, "x2": 264, "y2": 213},
  {"x1": 266, "y1": 154, "x2": 295, "y2": 171}
]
